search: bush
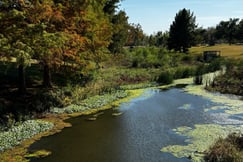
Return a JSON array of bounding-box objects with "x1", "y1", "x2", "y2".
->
[
  {"x1": 174, "y1": 66, "x2": 195, "y2": 79},
  {"x1": 181, "y1": 54, "x2": 194, "y2": 63},
  {"x1": 157, "y1": 70, "x2": 174, "y2": 85},
  {"x1": 205, "y1": 133, "x2": 243, "y2": 162},
  {"x1": 207, "y1": 58, "x2": 224, "y2": 72}
]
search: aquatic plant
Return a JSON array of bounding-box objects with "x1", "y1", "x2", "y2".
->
[
  {"x1": 51, "y1": 91, "x2": 129, "y2": 114},
  {"x1": 120, "y1": 83, "x2": 156, "y2": 90},
  {"x1": 0, "y1": 120, "x2": 53, "y2": 152}
]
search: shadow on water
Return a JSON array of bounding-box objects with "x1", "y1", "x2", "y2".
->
[
  {"x1": 29, "y1": 87, "x2": 217, "y2": 162},
  {"x1": 159, "y1": 84, "x2": 188, "y2": 91}
]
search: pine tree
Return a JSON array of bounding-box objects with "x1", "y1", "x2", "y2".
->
[{"x1": 167, "y1": 8, "x2": 196, "y2": 53}]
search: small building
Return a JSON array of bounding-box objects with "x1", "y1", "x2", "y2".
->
[{"x1": 203, "y1": 51, "x2": 221, "y2": 62}]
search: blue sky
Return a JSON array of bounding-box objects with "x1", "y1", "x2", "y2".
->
[{"x1": 119, "y1": 0, "x2": 243, "y2": 35}]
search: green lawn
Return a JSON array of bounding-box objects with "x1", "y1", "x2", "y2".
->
[{"x1": 190, "y1": 44, "x2": 243, "y2": 59}]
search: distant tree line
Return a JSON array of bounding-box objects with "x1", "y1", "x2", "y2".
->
[{"x1": 131, "y1": 9, "x2": 243, "y2": 52}]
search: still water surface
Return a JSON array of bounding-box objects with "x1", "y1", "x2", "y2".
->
[{"x1": 30, "y1": 87, "x2": 222, "y2": 162}]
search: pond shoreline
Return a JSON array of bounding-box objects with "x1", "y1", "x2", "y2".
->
[
  {"x1": 0, "y1": 88, "x2": 146, "y2": 161},
  {"x1": 0, "y1": 78, "x2": 190, "y2": 161},
  {"x1": 1, "y1": 74, "x2": 242, "y2": 162}
]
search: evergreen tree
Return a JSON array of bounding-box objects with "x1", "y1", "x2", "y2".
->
[
  {"x1": 103, "y1": 0, "x2": 120, "y2": 16},
  {"x1": 167, "y1": 8, "x2": 196, "y2": 53}
]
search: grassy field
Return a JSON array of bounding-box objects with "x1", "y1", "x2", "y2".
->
[{"x1": 190, "y1": 44, "x2": 243, "y2": 59}]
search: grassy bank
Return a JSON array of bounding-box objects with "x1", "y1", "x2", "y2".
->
[
  {"x1": 0, "y1": 87, "x2": 146, "y2": 162},
  {"x1": 190, "y1": 44, "x2": 243, "y2": 59}
]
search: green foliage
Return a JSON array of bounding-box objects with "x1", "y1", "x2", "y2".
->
[
  {"x1": 168, "y1": 8, "x2": 197, "y2": 53},
  {"x1": 0, "y1": 120, "x2": 53, "y2": 152},
  {"x1": 127, "y1": 47, "x2": 172, "y2": 68},
  {"x1": 51, "y1": 90, "x2": 128, "y2": 114},
  {"x1": 215, "y1": 18, "x2": 240, "y2": 44},
  {"x1": 173, "y1": 66, "x2": 196, "y2": 79},
  {"x1": 108, "y1": 10, "x2": 129, "y2": 54},
  {"x1": 126, "y1": 23, "x2": 146, "y2": 46},
  {"x1": 13, "y1": 41, "x2": 33, "y2": 67},
  {"x1": 207, "y1": 59, "x2": 243, "y2": 95},
  {"x1": 157, "y1": 70, "x2": 174, "y2": 85},
  {"x1": 207, "y1": 58, "x2": 224, "y2": 72},
  {"x1": 147, "y1": 31, "x2": 169, "y2": 47}
]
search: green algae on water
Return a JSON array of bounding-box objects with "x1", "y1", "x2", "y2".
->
[
  {"x1": 162, "y1": 71, "x2": 243, "y2": 161},
  {"x1": 178, "y1": 104, "x2": 192, "y2": 110},
  {"x1": 161, "y1": 124, "x2": 243, "y2": 161},
  {"x1": 184, "y1": 84, "x2": 243, "y2": 115},
  {"x1": 25, "y1": 150, "x2": 51, "y2": 159}
]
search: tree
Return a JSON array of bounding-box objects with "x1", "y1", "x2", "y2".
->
[
  {"x1": 81, "y1": 0, "x2": 113, "y2": 69},
  {"x1": 27, "y1": 0, "x2": 86, "y2": 87},
  {"x1": 103, "y1": 0, "x2": 120, "y2": 16},
  {"x1": 103, "y1": 0, "x2": 129, "y2": 54},
  {"x1": 236, "y1": 19, "x2": 243, "y2": 42},
  {"x1": 167, "y1": 8, "x2": 197, "y2": 53},
  {"x1": 108, "y1": 10, "x2": 129, "y2": 54},
  {"x1": 147, "y1": 31, "x2": 169, "y2": 47},
  {"x1": 26, "y1": 0, "x2": 65, "y2": 88},
  {"x1": 194, "y1": 27, "x2": 206, "y2": 45},
  {"x1": 0, "y1": 1, "x2": 32, "y2": 94},
  {"x1": 126, "y1": 23, "x2": 145, "y2": 46},
  {"x1": 204, "y1": 27, "x2": 217, "y2": 46},
  {"x1": 215, "y1": 18, "x2": 239, "y2": 44}
]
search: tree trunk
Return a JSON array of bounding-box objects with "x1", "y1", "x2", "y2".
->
[
  {"x1": 43, "y1": 64, "x2": 52, "y2": 88},
  {"x1": 18, "y1": 64, "x2": 26, "y2": 94}
]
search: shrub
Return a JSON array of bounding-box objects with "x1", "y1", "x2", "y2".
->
[
  {"x1": 205, "y1": 133, "x2": 243, "y2": 162},
  {"x1": 207, "y1": 58, "x2": 224, "y2": 72},
  {"x1": 181, "y1": 54, "x2": 194, "y2": 63},
  {"x1": 157, "y1": 70, "x2": 174, "y2": 85},
  {"x1": 174, "y1": 66, "x2": 195, "y2": 79}
]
